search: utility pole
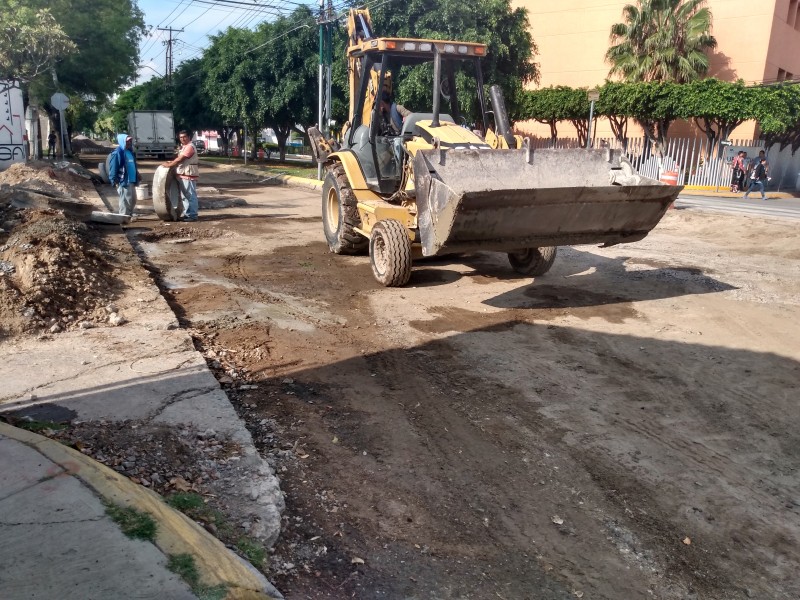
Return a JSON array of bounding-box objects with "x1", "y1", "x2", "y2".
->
[
  {"x1": 317, "y1": 0, "x2": 334, "y2": 179},
  {"x1": 158, "y1": 27, "x2": 184, "y2": 86}
]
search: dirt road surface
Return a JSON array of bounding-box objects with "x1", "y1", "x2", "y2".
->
[{"x1": 128, "y1": 163, "x2": 799, "y2": 599}]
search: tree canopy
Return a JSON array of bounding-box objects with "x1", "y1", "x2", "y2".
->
[
  {"x1": 519, "y1": 80, "x2": 800, "y2": 157},
  {"x1": 519, "y1": 86, "x2": 588, "y2": 142},
  {"x1": 606, "y1": 0, "x2": 717, "y2": 83},
  {"x1": 754, "y1": 84, "x2": 800, "y2": 152},
  {"x1": 25, "y1": 0, "x2": 145, "y2": 104},
  {"x1": 369, "y1": 0, "x2": 538, "y2": 120},
  {"x1": 0, "y1": 0, "x2": 76, "y2": 86},
  {"x1": 678, "y1": 78, "x2": 754, "y2": 148},
  {"x1": 250, "y1": 7, "x2": 322, "y2": 159}
]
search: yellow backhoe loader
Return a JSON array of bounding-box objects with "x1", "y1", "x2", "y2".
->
[{"x1": 309, "y1": 9, "x2": 682, "y2": 287}]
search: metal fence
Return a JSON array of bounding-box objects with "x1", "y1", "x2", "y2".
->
[{"x1": 526, "y1": 136, "x2": 799, "y2": 191}]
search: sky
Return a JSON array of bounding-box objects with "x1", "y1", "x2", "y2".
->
[{"x1": 134, "y1": 0, "x2": 346, "y2": 85}]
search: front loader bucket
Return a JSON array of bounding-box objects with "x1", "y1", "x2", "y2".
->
[{"x1": 413, "y1": 147, "x2": 682, "y2": 257}]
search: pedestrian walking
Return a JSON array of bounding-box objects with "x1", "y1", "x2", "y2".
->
[
  {"x1": 730, "y1": 150, "x2": 746, "y2": 193},
  {"x1": 47, "y1": 131, "x2": 57, "y2": 159},
  {"x1": 162, "y1": 131, "x2": 199, "y2": 222},
  {"x1": 745, "y1": 150, "x2": 768, "y2": 190},
  {"x1": 108, "y1": 133, "x2": 140, "y2": 216},
  {"x1": 743, "y1": 157, "x2": 770, "y2": 200}
]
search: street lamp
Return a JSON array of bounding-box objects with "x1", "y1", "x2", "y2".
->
[
  {"x1": 136, "y1": 64, "x2": 164, "y2": 83},
  {"x1": 586, "y1": 88, "x2": 599, "y2": 149}
]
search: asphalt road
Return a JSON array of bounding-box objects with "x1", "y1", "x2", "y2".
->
[{"x1": 676, "y1": 192, "x2": 800, "y2": 220}]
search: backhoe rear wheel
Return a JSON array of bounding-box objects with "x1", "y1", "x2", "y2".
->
[
  {"x1": 369, "y1": 220, "x2": 412, "y2": 287},
  {"x1": 322, "y1": 163, "x2": 368, "y2": 254},
  {"x1": 508, "y1": 246, "x2": 558, "y2": 276}
]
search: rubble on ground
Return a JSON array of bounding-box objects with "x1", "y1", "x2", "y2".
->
[
  {"x1": 70, "y1": 135, "x2": 113, "y2": 155},
  {"x1": 0, "y1": 163, "x2": 124, "y2": 337},
  {"x1": 0, "y1": 161, "x2": 97, "y2": 198}
]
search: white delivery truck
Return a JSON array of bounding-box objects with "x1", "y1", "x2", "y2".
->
[{"x1": 126, "y1": 110, "x2": 175, "y2": 158}]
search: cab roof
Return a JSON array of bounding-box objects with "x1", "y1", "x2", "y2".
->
[{"x1": 348, "y1": 37, "x2": 487, "y2": 60}]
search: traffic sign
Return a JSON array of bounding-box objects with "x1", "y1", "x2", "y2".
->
[
  {"x1": 587, "y1": 89, "x2": 600, "y2": 102},
  {"x1": 51, "y1": 92, "x2": 69, "y2": 110}
]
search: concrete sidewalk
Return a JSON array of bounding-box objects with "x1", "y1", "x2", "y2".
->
[
  {"x1": 0, "y1": 164, "x2": 283, "y2": 600},
  {"x1": 0, "y1": 422, "x2": 279, "y2": 600}
]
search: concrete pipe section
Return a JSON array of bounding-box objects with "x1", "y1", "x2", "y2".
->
[
  {"x1": 98, "y1": 153, "x2": 113, "y2": 184},
  {"x1": 152, "y1": 165, "x2": 182, "y2": 221}
]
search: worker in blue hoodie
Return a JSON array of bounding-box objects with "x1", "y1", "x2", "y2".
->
[{"x1": 108, "y1": 133, "x2": 140, "y2": 216}]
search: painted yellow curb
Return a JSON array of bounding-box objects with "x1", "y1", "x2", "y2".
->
[
  {"x1": 0, "y1": 422, "x2": 280, "y2": 600},
  {"x1": 199, "y1": 160, "x2": 321, "y2": 191},
  {"x1": 682, "y1": 187, "x2": 796, "y2": 199}
]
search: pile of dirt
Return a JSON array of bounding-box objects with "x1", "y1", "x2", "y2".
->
[
  {"x1": 0, "y1": 161, "x2": 94, "y2": 199},
  {"x1": 70, "y1": 135, "x2": 112, "y2": 155},
  {"x1": 0, "y1": 208, "x2": 122, "y2": 337}
]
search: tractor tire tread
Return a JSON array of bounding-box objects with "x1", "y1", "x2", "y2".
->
[
  {"x1": 370, "y1": 219, "x2": 412, "y2": 287},
  {"x1": 324, "y1": 163, "x2": 368, "y2": 255},
  {"x1": 508, "y1": 246, "x2": 558, "y2": 276}
]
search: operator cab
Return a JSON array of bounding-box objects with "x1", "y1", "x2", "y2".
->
[{"x1": 342, "y1": 41, "x2": 489, "y2": 196}]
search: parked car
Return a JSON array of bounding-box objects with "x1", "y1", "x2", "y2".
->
[{"x1": 193, "y1": 139, "x2": 206, "y2": 154}]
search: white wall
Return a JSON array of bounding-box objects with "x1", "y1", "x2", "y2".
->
[
  {"x1": 767, "y1": 143, "x2": 800, "y2": 191},
  {"x1": 0, "y1": 81, "x2": 26, "y2": 170}
]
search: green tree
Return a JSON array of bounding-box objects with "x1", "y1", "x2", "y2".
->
[
  {"x1": 108, "y1": 77, "x2": 172, "y2": 133},
  {"x1": 93, "y1": 112, "x2": 115, "y2": 139},
  {"x1": 369, "y1": 0, "x2": 538, "y2": 121},
  {"x1": 606, "y1": 0, "x2": 716, "y2": 84},
  {"x1": 171, "y1": 58, "x2": 222, "y2": 134},
  {"x1": 203, "y1": 26, "x2": 260, "y2": 153},
  {"x1": 679, "y1": 78, "x2": 755, "y2": 154},
  {"x1": 597, "y1": 82, "x2": 630, "y2": 146},
  {"x1": 601, "y1": 81, "x2": 682, "y2": 153},
  {"x1": 204, "y1": 7, "x2": 329, "y2": 161},
  {"x1": 251, "y1": 7, "x2": 321, "y2": 160},
  {"x1": 0, "y1": 0, "x2": 77, "y2": 87},
  {"x1": 107, "y1": 58, "x2": 222, "y2": 138},
  {"x1": 753, "y1": 84, "x2": 800, "y2": 153},
  {"x1": 25, "y1": 0, "x2": 145, "y2": 103},
  {"x1": 519, "y1": 87, "x2": 566, "y2": 143},
  {"x1": 519, "y1": 86, "x2": 592, "y2": 145}
]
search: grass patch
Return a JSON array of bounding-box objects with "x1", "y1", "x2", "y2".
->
[
  {"x1": 105, "y1": 503, "x2": 157, "y2": 541},
  {"x1": 16, "y1": 420, "x2": 68, "y2": 433},
  {"x1": 165, "y1": 492, "x2": 229, "y2": 532},
  {"x1": 166, "y1": 492, "x2": 205, "y2": 512},
  {"x1": 167, "y1": 553, "x2": 228, "y2": 600},
  {"x1": 236, "y1": 537, "x2": 267, "y2": 567},
  {"x1": 167, "y1": 553, "x2": 200, "y2": 587},
  {"x1": 164, "y1": 492, "x2": 266, "y2": 572}
]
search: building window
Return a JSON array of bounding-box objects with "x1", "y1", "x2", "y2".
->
[
  {"x1": 792, "y1": 0, "x2": 800, "y2": 30},
  {"x1": 778, "y1": 68, "x2": 786, "y2": 81},
  {"x1": 787, "y1": 72, "x2": 795, "y2": 82}
]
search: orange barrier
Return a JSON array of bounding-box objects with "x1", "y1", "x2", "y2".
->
[{"x1": 660, "y1": 170, "x2": 679, "y2": 186}]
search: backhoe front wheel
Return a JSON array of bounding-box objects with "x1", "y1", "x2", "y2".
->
[
  {"x1": 508, "y1": 246, "x2": 558, "y2": 276},
  {"x1": 369, "y1": 220, "x2": 412, "y2": 287},
  {"x1": 321, "y1": 163, "x2": 368, "y2": 254}
]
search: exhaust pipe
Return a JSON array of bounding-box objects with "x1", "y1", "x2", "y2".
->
[{"x1": 489, "y1": 85, "x2": 517, "y2": 150}]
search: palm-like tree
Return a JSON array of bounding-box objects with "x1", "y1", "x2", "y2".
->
[{"x1": 606, "y1": 0, "x2": 717, "y2": 83}]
